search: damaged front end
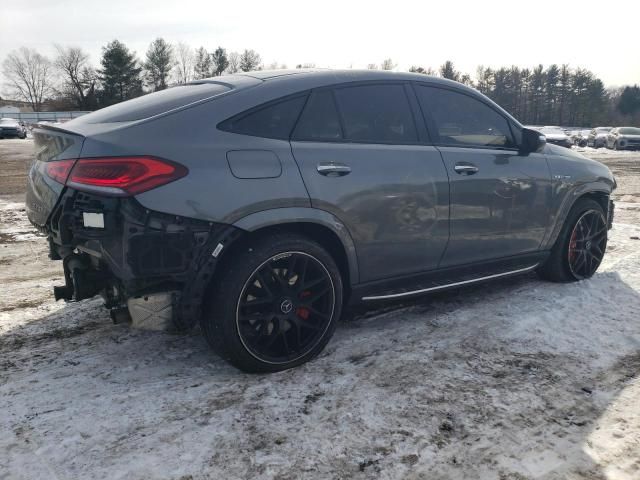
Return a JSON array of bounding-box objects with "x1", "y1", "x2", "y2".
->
[{"x1": 46, "y1": 188, "x2": 240, "y2": 330}]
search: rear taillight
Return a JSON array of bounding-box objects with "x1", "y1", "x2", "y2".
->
[
  {"x1": 47, "y1": 156, "x2": 187, "y2": 196},
  {"x1": 45, "y1": 159, "x2": 75, "y2": 184}
]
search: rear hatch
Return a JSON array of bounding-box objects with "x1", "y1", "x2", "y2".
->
[{"x1": 26, "y1": 124, "x2": 85, "y2": 227}]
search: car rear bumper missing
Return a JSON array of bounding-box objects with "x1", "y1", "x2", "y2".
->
[{"x1": 43, "y1": 188, "x2": 241, "y2": 328}]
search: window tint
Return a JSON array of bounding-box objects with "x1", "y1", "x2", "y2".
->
[
  {"x1": 77, "y1": 83, "x2": 231, "y2": 123},
  {"x1": 292, "y1": 90, "x2": 342, "y2": 141},
  {"x1": 416, "y1": 86, "x2": 514, "y2": 148},
  {"x1": 219, "y1": 95, "x2": 306, "y2": 140},
  {"x1": 333, "y1": 85, "x2": 417, "y2": 143}
]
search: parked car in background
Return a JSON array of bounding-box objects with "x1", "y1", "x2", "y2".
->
[
  {"x1": 0, "y1": 118, "x2": 28, "y2": 139},
  {"x1": 571, "y1": 129, "x2": 591, "y2": 147},
  {"x1": 587, "y1": 127, "x2": 612, "y2": 148},
  {"x1": 538, "y1": 126, "x2": 573, "y2": 148},
  {"x1": 606, "y1": 127, "x2": 640, "y2": 150},
  {"x1": 26, "y1": 70, "x2": 616, "y2": 372}
]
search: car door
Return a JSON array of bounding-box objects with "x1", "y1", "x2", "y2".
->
[
  {"x1": 290, "y1": 83, "x2": 450, "y2": 283},
  {"x1": 414, "y1": 84, "x2": 552, "y2": 267}
]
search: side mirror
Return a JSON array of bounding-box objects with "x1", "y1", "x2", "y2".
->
[{"x1": 520, "y1": 127, "x2": 546, "y2": 154}]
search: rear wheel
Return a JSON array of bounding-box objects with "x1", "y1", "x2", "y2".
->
[
  {"x1": 201, "y1": 234, "x2": 343, "y2": 373},
  {"x1": 537, "y1": 199, "x2": 607, "y2": 282}
]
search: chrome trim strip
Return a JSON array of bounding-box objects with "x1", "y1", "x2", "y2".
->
[{"x1": 361, "y1": 264, "x2": 539, "y2": 301}]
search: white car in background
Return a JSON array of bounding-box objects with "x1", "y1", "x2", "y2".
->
[{"x1": 0, "y1": 118, "x2": 28, "y2": 139}]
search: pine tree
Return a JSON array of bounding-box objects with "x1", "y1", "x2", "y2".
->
[
  {"x1": 211, "y1": 47, "x2": 229, "y2": 76},
  {"x1": 144, "y1": 38, "x2": 174, "y2": 91},
  {"x1": 239, "y1": 49, "x2": 261, "y2": 72},
  {"x1": 194, "y1": 47, "x2": 213, "y2": 79},
  {"x1": 439, "y1": 60, "x2": 460, "y2": 82},
  {"x1": 617, "y1": 85, "x2": 640, "y2": 116},
  {"x1": 99, "y1": 40, "x2": 142, "y2": 105}
]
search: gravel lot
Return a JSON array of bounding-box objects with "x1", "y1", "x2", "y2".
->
[{"x1": 1, "y1": 139, "x2": 639, "y2": 480}]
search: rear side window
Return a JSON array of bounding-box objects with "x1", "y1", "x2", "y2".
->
[
  {"x1": 333, "y1": 84, "x2": 417, "y2": 144},
  {"x1": 415, "y1": 86, "x2": 514, "y2": 148},
  {"x1": 219, "y1": 96, "x2": 307, "y2": 140},
  {"x1": 292, "y1": 90, "x2": 343, "y2": 141},
  {"x1": 76, "y1": 83, "x2": 231, "y2": 123}
]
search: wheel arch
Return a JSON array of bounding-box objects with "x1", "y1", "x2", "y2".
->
[
  {"x1": 229, "y1": 207, "x2": 359, "y2": 289},
  {"x1": 543, "y1": 185, "x2": 612, "y2": 250}
]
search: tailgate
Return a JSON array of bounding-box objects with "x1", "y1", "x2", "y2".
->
[{"x1": 26, "y1": 125, "x2": 85, "y2": 227}]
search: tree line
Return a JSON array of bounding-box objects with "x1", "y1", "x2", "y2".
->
[{"x1": 2, "y1": 40, "x2": 639, "y2": 127}]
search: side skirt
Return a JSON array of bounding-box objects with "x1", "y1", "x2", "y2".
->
[{"x1": 350, "y1": 252, "x2": 548, "y2": 304}]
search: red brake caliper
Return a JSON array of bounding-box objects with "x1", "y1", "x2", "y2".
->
[{"x1": 297, "y1": 291, "x2": 311, "y2": 320}]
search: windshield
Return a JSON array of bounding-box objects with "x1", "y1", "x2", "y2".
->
[
  {"x1": 596, "y1": 127, "x2": 612, "y2": 132},
  {"x1": 619, "y1": 127, "x2": 640, "y2": 135}
]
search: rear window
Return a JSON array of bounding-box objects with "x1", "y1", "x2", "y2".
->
[
  {"x1": 292, "y1": 90, "x2": 343, "y2": 141},
  {"x1": 218, "y1": 95, "x2": 307, "y2": 140},
  {"x1": 334, "y1": 84, "x2": 418, "y2": 144},
  {"x1": 76, "y1": 83, "x2": 231, "y2": 123}
]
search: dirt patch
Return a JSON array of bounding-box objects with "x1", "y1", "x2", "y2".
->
[{"x1": 0, "y1": 139, "x2": 34, "y2": 195}]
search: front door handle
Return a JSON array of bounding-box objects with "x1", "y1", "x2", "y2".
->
[
  {"x1": 454, "y1": 163, "x2": 479, "y2": 175},
  {"x1": 317, "y1": 162, "x2": 351, "y2": 177}
]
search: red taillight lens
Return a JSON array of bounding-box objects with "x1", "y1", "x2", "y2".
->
[
  {"x1": 45, "y1": 159, "x2": 75, "y2": 184},
  {"x1": 65, "y1": 156, "x2": 188, "y2": 196}
]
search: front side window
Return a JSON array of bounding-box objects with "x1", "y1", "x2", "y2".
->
[
  {"x1": 333, "y1": 84, "x2": 418, "y2": 144},
  {"x1": 416, "y1": 85, "x2": 515, "y2": 148},
  {"x1": 219, "y1": 95, "x2": 307, "y2": 140}
]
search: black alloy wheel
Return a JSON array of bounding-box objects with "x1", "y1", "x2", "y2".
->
[
  {"x1": 567, "y1": 209, "x2": 607, "y2": 280},
  {"x1": 236, "y1": 251, "x2": 335, "y2": 364}
]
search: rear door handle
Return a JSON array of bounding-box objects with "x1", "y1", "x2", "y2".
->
[
  {"x1": 454, "y1": 163, "x2": 479, "y2": 175},
  {"x1": 317, "y1": 162, "x2": 351, "y2": 177}
]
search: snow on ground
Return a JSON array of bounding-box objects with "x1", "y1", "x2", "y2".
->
[{"x1": 1, "y1": 149, "x2": 640, "y2": 479}]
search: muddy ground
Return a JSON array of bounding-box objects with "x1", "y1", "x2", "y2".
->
[{"x1": 1, "y1": 139, "x2": 639, "y2": 480}]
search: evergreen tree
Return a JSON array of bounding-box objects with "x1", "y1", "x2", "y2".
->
[
  {"x1": 211, "y1": 47, "x2": 229, "y2": 76},
  {"x1": 99, "y1": 40, "x2": 142, "y2": 105},
  {"x1": 617, "y1": 85, "x2": 640, "y2": 116},
  {"x1": 439, "y1": 60, "x2": 460, "y2": 81},
  {"x1": 239, "y1": 49, "x2": 261, "y2": 72},
  {"x1": 144, "y1": 38, "x2": 174, "y2": 91},
  {"x1": 194, "y1": 47, "x2": 213, "y2": 79}
]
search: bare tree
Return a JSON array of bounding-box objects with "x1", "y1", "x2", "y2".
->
[
  {"x1": 381, "y1": 58, "x2": 396, "y2": 70},
  {"x1": 226, "y1": 52, "x2": 240, "y2": 74},
  {"x1": 54, "y1": 45, "x2": 97, "y2": 109},
  {"x1": 174, "y1": 42, "x2": 194, "y2": 84},
  {"x1": 2, "y1": 47, "x2": 54, "y2": 111},
  {"x1": 366, "y1": 63, "x2": 379, "y2": 70}
]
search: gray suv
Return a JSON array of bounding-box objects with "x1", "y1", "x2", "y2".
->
[{"x1": 26, "y1": 70, "x2": 615, "y2": 372}]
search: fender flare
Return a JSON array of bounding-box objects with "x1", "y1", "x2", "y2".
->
[
  {"x1": 232, "y1": 207, "x2": 360, "y2": 284},
  {"x1": 541, "y1": 182, "x2": 612, "y2": 250}
]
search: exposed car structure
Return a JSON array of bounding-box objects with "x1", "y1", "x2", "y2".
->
[
  {"x1": 606, "y1": 126, "x2": 640, "y2": 150},
  {"x1": 537, "y1": 126, "x2": 573, "y2": 148},
  {"x1": 587, "y1": 127, "x2": 613, "y2": 148},
  {"x1": 26, "y1": 70, "x2": 616, "y2": 372},
  {"x1": 0, "y1": 118, "x2": 28, "y2": 139}
]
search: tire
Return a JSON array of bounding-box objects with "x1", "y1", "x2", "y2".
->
[
  {"x1": 537, "y1": 198, "x2": 607, "y2": 282},
  {"x1": 201, "y1": 234, "x2": 343, "y2": 373}
]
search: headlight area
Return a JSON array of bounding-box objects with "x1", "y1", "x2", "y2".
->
[{"x1": 47, "y1": 188, "x2": 240, "y2": 327}]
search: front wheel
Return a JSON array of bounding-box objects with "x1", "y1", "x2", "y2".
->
[
  {"x1": 537, "y1": 198, "x2": 608, "y2": 282},
  {"x1": 201, "y1": 234, "x2": 343, "y2": 373}
]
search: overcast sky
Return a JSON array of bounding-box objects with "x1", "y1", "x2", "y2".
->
[{"x1": 1, "y1": 0, "x2": 639, "y2": 87}]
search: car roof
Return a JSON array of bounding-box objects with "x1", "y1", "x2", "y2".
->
[{"x1": 194, "y1": 68, "x2": 467, "y2": 90}]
